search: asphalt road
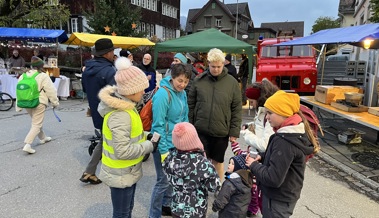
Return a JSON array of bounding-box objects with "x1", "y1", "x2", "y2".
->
[{"x1": 0, "y1": 99, "x2": 378, "y2": 218}]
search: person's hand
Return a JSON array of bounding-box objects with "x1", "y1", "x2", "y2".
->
[
  {"x1": 242, "y1": 123, "x2": 249, "y2": 130},
  {"x1": 245, "y1": 155, "x2": 261, "y2": 167},
  {"x1": 161, "y1": 152, "x2": 169, "y2": 163},
  {"x1": 147, "y1": 75, "x2": 152, "y2": 80},
  {"x1": 52, "y1": 103, "x2": 59, "y2": 108},
  {"x1": 229, "y1": 136, "x2": 237, "y2": 143}
]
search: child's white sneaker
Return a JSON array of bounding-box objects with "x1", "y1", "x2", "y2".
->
[
  {"x1": 23, "y1": 144, "x2": 35, "y2": 154},
  {"x1": 40, "y1": 137, "x2": 52, "y2": 144}
]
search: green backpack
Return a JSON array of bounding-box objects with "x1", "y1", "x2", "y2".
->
[{"x1": 16, "y1": 72, "x2": 41, "y2": 108}]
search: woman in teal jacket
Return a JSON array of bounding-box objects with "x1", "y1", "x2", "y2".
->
[{"x1": 149, "y1": 64, "x2": 192, "y2": 218}]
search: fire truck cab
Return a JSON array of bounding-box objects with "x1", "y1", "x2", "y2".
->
[{"x1": 256, "y1": 33, "x2": 318, "y2": 95}]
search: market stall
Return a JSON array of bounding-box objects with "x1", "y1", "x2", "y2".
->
[
  {"x1": 153, "y1": 28, "x2": 255, "y2": 76},
  {"x1": 0, "y1": 74, "x2": 69, "y2": 99},
  {"x1": 63, "y1": 32, "x2": 155, "y2": 49}
]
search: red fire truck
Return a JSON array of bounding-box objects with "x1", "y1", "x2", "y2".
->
[{"x1": 255, "y1": 35, "x2": 318, "y2": 95}]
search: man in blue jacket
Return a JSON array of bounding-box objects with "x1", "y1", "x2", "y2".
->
[{"x1": 80, "y1": 38, "x2": 116, "y2": 184}]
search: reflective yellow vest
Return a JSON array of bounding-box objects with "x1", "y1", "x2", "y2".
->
[{"x1": 102, "y1": 109, "x2": 145, "y2": 169}]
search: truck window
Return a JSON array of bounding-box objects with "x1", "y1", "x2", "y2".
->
[{"x1": 261, "y1": 45, "x2": 312, "y2": 57}]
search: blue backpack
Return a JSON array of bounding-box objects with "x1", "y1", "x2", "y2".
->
[{"x1": 16, "y1": 72, "x2": 41, "y2": 108}]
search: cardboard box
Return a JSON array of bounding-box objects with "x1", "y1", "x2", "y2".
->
[
  {"x1": 314, "y1": 85, "x2": 361, "y2": 104},
  {"x1": 368, "y1": 107, "x2": 379, "y2": 116},
  {"x1": 44, "y1": 67, "x2": 60, "y2": 78}
]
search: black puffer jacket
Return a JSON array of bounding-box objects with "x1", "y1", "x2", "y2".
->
[
  {"x1": 212, "y1": 170, "x2": 253, "y2": 218},
  {"x1": 250, "y1": 123, "x2": 314, "y2": 202},
  {"x1": 188, "y1": 67, "x2": 242, "y2": 137}
]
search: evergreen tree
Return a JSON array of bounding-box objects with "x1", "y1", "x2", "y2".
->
[
  {"x1": 369, "y1": 0, "x2": 379, "y2": 23},
  {"x1": 84, "y1": 0, "x2": 145, "y2": 37},
  {"x1": 0, "y1": 0, "x2": 70, "y2": 28}
]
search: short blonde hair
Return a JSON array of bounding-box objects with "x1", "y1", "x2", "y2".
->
[{"x1": 207, "y1": 48, "x2": 225, "y2": 63}]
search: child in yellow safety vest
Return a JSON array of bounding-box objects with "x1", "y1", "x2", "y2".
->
[{"x1": 97, "y1": 57, "x2": 158, "y2": 217}]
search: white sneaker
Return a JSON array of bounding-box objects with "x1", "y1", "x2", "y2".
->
[
  {"x1": 23, "y1": 144, "x2": 35, "y2": 154},
  {"x1": 40, "y1": 137, "x2": 52, "y2": 144}
]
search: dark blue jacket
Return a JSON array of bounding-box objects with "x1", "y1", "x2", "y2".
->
[
  {"x1": 82, "y1": 57, "x2": 116, "y2": 129},
  {"x1": 138, "y1": 63, "x2": 156, "y2": 92}
]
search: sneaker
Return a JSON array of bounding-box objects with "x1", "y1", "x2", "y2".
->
[
  {"x1": 161, "y1": 206, "x2": 172, "y2": 216},
  {"x1": 40, "y1": 137, "x2": 52, "y2": 144},
  {"x1": 23, "y1": 144, "x2": 35, "y2": 154},
  {"x1": 79, "y1": 173, "x2": 102, "y2": 185}
]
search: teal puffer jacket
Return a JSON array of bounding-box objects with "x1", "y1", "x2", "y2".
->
[{"x1": 188, "y1": 67, "x2": 242, "y2": 137}]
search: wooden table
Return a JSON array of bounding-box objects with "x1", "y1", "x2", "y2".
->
[{"x1": 301, "y1": 96, "x2": 379, "y2": 142}]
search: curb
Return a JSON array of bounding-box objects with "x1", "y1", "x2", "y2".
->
[{"x1": 317, "y1": 151, "x2": 379, "y2": 192}]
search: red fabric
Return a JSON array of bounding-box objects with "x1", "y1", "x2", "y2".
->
[
  {"x1": 273, "y1": 114, "x2": 302, "y2": 132},
  {"x1": 245, "y1": 87, "x2": 261, "y2": 100}
]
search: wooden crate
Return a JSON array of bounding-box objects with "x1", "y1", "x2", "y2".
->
[
  {"x1": 331, "y1": 102, "x2": 368, "y2": 112},
  {"x1": 368, "y1": 107, "x2": 379, "y2": 116},
  {"x1": 314, "y1": 85, "x2": 361, "y2": 104}
]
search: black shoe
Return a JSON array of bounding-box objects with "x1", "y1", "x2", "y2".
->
[{"x1": 162, "y1": 206, "x2": 172, "y2": 216}]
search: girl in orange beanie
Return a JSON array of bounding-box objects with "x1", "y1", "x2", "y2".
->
[{"x1": 246, "y1": 90, "x2": 319, "y2": 218}]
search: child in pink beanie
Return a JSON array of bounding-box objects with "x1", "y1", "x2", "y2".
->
[{"x1": 163, "y1": 122, "x2": 221, "y2": 218}]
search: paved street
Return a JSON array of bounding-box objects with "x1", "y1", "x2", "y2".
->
[{"x1": 0, "y1": 99, "x2": 378, "y2": 218}]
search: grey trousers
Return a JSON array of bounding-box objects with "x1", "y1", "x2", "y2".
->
[
  {"x1": 85, "y1": 138, "x2": 102, "y2": 175},
  {"x1": 262, "y1": 195, "x2": 297, "y2": 218}
]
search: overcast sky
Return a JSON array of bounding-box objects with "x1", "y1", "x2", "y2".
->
[{"x1": 180, "y1": 0, "x2": 340, "y2": 36}]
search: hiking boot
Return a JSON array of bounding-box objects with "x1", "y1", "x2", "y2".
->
[
  {"x1": 23, "y1": 144, "x2": 35, "y2": 154},
  {"x1": 40, "y1": 137, "x2": 52, "y2": 144},
  {"x1": 161, "y1": 206, "x2": 172, "y2": 216},
  {"x1": 86, "y1": 108, "x2": 91, "y2": 117}
]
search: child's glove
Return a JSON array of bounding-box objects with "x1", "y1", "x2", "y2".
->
[
  {"x1": 147, "y1": 133, "x2": 158, "y2": 152},
  {"x1": 161, "y1": 152, "x2": 169, "y2": 163}
]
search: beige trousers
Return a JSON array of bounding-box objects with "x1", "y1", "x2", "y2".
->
[{"x1": 24, "y1": 104, "x2": 47, "y2": 144}]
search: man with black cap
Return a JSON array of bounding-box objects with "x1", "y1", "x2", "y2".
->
[
  {"x1": 224, "y1": 54, "x2": 239, "y2": 81},
  {"x1": 80, "y1": 38, "x2": 117, "y2": 185}
]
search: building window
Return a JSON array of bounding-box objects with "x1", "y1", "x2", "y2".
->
[
  {"x1": 162, "y1": 3, "x2": 166, "y2": 15},
  {"x1": 142, "y1": 0, "x2": 145, "y2": 8},
  {"x1": 172, "y1": 8, "x2": 177, "y2": 19},
  {"x1": 71, "y1": 18, "x2": 78, "y2": 33},
  {"x1": 142, "y1": 22, "x2": 145, "y2": 32},
  {"x1": 151, "y1": 0, "x2": 156, "y2": 11},
  {"x1": 205, "y1": 17, "x2": 211, "y2": 27},
  {"x1": 146, "y1": 0, "x2": 150, "y2": 9},
  {"x1": 136, "y1": 0, "x2": 140, "y2": 6},
  {"x1": 131, "y1": 0, "x2": 135, "y2": 4},
  {"x1": 150, "y1": 25, "x2": 154, "y2": 36},
  {"x1": 147, "y1": 24, "x2": 151, "y2": 36},
  {"x1": 360, "y1": 13, "x2": 364, "y2": 25},
  {"x1": 215, "y1": 18, "x2": 221, "y2": 27}
]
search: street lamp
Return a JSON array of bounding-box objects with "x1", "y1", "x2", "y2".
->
[{"x1": 235, "y1": 0, "x2": 239, "y2": 39}]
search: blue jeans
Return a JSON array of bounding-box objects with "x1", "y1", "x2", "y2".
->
[
  {"x1": 149, "y1": 150, "x2": 172, "y2": 218},
  {"x1": 110, "y1": 184, "x2": 136, "y2": 218}
]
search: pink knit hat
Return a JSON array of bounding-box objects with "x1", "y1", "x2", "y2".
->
[
  {"x1": 172, "y1": 122, "x2": 204, "y2": 151},
  {"x1": 114, "y1": 57, "x2": 149, "y2": 95}
]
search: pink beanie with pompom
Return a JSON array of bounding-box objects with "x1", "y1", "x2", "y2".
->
[
  {"x1": 114, "y1": 57, "x2": 149, "y2": 95},
  {"x1": 172, "y1": 122, "x2": 204, "y2": 151}
]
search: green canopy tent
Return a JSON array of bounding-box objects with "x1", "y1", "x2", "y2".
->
[{"x1": 153, "y1": 28, "x2": 255, "y2": 79}]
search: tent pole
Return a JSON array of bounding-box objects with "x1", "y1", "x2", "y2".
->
[
  {"x1": 80, "y1": 42, "x2": 83, "y2": 69},
  {"x1": 56, "y1": 38, "x2": 59, "y2": 58},
  {"x1": 320, "y1": 44, "x2": 326, "y2": 85}
]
